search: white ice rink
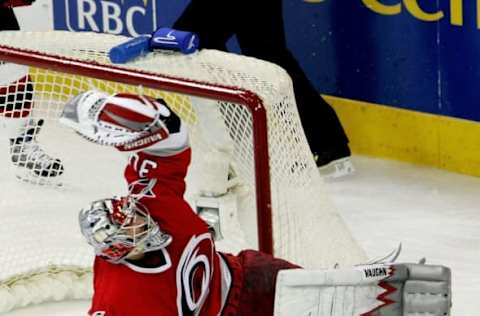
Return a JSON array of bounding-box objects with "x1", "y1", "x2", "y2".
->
[{"x1": 4, "y1": 155, "x2": 480, "y2": 315}]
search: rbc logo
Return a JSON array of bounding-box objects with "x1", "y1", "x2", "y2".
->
[{"x1": 53, "y1": 0, "x2": 159, "y2": 37}]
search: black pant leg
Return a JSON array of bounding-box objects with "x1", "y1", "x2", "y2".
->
[
  {"x1": 0, "y1": 7, "x2": 20, "y2": 31},
  {"x1": 233, "y1": 0, "x2": 349, "y2": 154},
  {"x1": 173, "y1": 0, "x2": 233, "y2": 51}
]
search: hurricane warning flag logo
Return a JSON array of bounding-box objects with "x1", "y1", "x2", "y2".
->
[{"x1": 53, "y1": 0, "x2": 159, "y2": 36}]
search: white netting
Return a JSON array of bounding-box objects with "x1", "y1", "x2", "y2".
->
[{"x1": 0, "y1": 31, "x2": 365, "y2": 312}]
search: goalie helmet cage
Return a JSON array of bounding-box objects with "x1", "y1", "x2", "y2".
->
[{"x1": 0, "y1": 31, "x2": 365, "y2": 312}]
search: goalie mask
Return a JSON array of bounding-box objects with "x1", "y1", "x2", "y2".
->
[
  {"x1": 60, "y1": 90, "x2": 172, "y2": 151},
  {"x1": 79, "y1": 196, "x2": 172, "y2": 263}
]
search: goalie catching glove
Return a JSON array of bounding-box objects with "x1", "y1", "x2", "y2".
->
[{"x1": 60, "y1": 90, "x2": 188, "y2": 154}]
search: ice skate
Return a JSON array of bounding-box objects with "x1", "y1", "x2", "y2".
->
[
  {"x1": 315, "y1": 145, "x2": 355, "y2": 179},
  {"x1": 10, "y1": 118, "x2": 64, "y2": 182}
]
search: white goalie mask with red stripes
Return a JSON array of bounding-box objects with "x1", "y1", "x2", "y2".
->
[{"x1": 60, "y1": 90, "x2": 174, "y2": 151}]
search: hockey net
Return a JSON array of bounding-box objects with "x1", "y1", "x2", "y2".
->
[{"x1": 0, "y1": 31, "x2": 365, "y2": 312}]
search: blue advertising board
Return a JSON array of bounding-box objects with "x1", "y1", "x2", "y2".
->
[
  {"x1": 284, "y1": 0, "x2": 480, "y2": 121},
  {"x1": 53, "y1": 0, "x2": 187, "y2": 36},
  {"x1": 52, "y1": 0, "x2": 480, "y2": 122}
]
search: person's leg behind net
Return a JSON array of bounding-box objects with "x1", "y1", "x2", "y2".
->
[
  {"x1": 235, "y1": 0, "x2": 354, "y2": 178},
  {"x1": 173, "y1": 0, "x2": 234, "y2": 51}
]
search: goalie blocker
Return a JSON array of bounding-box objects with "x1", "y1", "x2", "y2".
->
[{"x1": 274, "y1": 262, "x2": 451, "y2": 316}]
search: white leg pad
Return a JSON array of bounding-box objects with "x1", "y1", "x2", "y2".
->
[{"x1": 274, "y1": 263, "x2": 451, "y2": 316}]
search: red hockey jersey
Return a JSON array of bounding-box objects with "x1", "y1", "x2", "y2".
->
[
  {"x1": 1, "y1": 0, "x2": 35, "y2": 8},
  {"x1": 88, "y1": 149, "x2": 229, "y2": 316}
]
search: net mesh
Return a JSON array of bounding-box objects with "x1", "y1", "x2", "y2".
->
[{"x1": 0, "y1": 31, "x2": 365, "y2": 312}]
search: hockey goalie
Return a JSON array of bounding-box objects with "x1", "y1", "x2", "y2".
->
[{"x1": 60, "y1": 90, "x2": 452, "y2": 316}]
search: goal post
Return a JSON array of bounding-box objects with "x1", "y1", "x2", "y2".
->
[{"x1": 0, "y1": 31, "x2": 366, "y2": 312}]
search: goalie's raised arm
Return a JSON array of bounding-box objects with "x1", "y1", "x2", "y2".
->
[{"x1": 60, "y1": 90, "x2": 189, "y2": 155}]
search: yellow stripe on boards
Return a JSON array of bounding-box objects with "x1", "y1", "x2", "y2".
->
[{"x1": 325, "y1": 95, "x2": 480, "y2": 177}]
